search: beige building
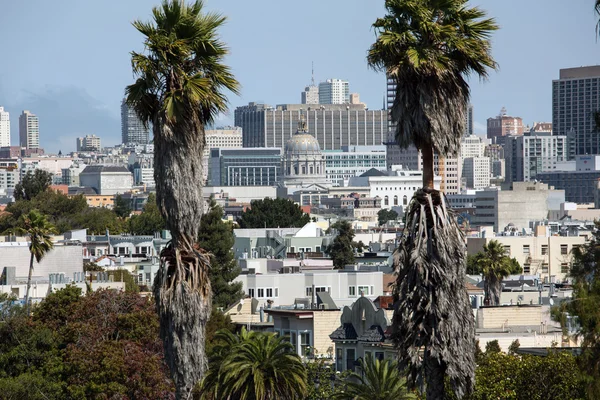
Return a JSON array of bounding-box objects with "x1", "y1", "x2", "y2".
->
[
  {"x1": 202, "y1": 127, "x2": 243, "y2": 183},
  {"x1": 486, "y1": 107, "x2": 524, "y2": 144}
]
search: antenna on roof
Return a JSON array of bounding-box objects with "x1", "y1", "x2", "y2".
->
[{"x1": 311, "y1": 61, "x2": 315, "y2": 86}]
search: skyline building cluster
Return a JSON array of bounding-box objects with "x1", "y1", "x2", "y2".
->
[{"x1": 120, "y1": 99, "x2": 150, "y2": 145}]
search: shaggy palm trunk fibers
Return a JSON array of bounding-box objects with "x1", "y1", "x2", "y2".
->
[{"x1": 393, "y1": 188, "x2": 475, "y2": 399}]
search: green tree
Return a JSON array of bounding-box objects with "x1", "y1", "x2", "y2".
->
[
  {"x1": 110, "y1": 269, "x2": 140, "y2": 293},
  {"x1": 125, "y1": 1, "x2": 239, "y2": 397},
  {"x1": 367, "y1": 1, "x2": 498, "y2": 398},
  {"x1": 333, "y1": 356, "x2": 414, "y2": 400},
  {"x1": 327, "y1": 220, "x2": 356, "y2": 269},
  {"x1": 204, "y1": 308, "x2": 235, "y2": 357},
  {"x1": 198, "y1": 199, "x2": 243, "y2": 309},
  {"x1": 9, "y1": 210, "x2": 57, "y2": 314},
  {"x1": 128, "y1": 193, "x2": 166, "y2": 235},
  {"x1": 508, "y1": 339, "x2": 520, "y2": 355},
  {"x1": 200, "y1": 328, "x2": 307, "y2": 400},
  {"x1": 73, "y1": 207, "x2": 126, "y2": 235},
  {"x1": 378, "y1": 209, "x2": 398, "y2": 226},
  {"x1": 467, "y1": 252, "x2": 522, "y2": 277},
  {"x1": 14, "y1": 169, "x2": 53, "y2": 201},
  {"x1": 478, "y1": 240, "x2": 515, "y2": 306},
  {"x1": 238, "y1": 198, "x2": 311, "y2": 228},
  {"x1": 114, "y1": 194, "x2": 132, "y2": 218},
  {"x1": 484, "y1": 340, "x2": 502, "y2": 354}
]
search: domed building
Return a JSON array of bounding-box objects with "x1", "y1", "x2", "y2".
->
[{"x1": 281, "y1": 118, "x2": 329, "y2": 191}]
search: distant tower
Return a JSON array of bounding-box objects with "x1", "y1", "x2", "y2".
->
[
  {"x1": 121, "y1": 99, "x2": 150, "y2": 145},
  {"x1": 301, "y1": 62, "x2": 319, "y2": 105},
  {"x1": 465, "y1": 103, "x2": 474, "y2": 136},
  {"x1": 318, "y1": 79, "x2": 349, "y2": 104},
  {"x1": 0, "y1": 107, "x2": 10, "y2": 147},
  {"x1": 19, "y1": 110, "x2": 39, "y2": 149}
]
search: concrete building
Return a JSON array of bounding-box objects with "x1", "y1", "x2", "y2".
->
[
  {"x1": 235, "y1": 103, "x2": 387, "y2": 150},
  {"x1": 19, "y1": 110, "x2": 39, "y2": 149},
  {"x1": 0, "y1": 107, "x2": 10, "y2": 147},
  {"x1": 62, "y1": 163, "x2": 87, "y2": 186},
  {"x1": 0, "y1": 166, "x2": 19, "y2": 197},
  {"x1": 208, "y1": 147, "x2": 282, "y2": 187},
  {"x1": 203, "y1": 127, "x2": 243, "y2": 182},
  {"x1": 463, "y1": 156, "x2": 490, "y2": 189},
  {"x1": 120, "y1": 98, "x2": 150, "y2": 145},
  {"x1": 318, "y1": 79, "x2": 349, "y2": 104},
  {"x1": 324, "y1": 146, "x2": 387, "y2": 186},
  {"x1": 486, "y1": 107, "x2": 524, "y2": 144},
  {"x1": 537, "y1": 155, "x2": 600, "y2": 203},
  {"x1": 552, "y1": 66, "x2": 600, "y2": 159},
  {"x1": 465, "y1": 103, "x2": 474, "y2": 136},
  {"x1": 78, "y1": 165, "x2": 134, "y2": 195},
  {"x1": 301, "y1": 71, "x2": 319, "y2": 105},
  {"x1": 472, "y1": 182, "x2": 565, "y2": 232},
  {"x1": 76, "y1": 134, "x2": 101, "y2": 152}
]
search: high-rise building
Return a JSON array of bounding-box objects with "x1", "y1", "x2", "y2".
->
[
  {"x1": 76, "y1": 134, "x2": 101, "y2": 152},
  {"x1": 465, "y1": 104, "x2": 474, "y2": 136},
  {"x1": 552, "y1": 66, "x2": 600, "y2": 159},
  {"x1": 202, "y1": 127, "x2": 243, "y2": 183},
  {"x1": 19, "y1": 110, "x2": 39, "y2": 149},
  {"x1": 0, "y1": 107, "x2": 9, "y2": 148},
  {"x1": 121, "y1": 99, "x2": 150, "y2": 145},
  {"x1": 486, "y1": 107, "x2": 524, "y2": 144},
  {"x1": 460, "y1": 135, "x2": 490, "y2": 190},
  {"x1": 318, "y1": 79, "x2": 349, "y2": 104},
  {"x1": 234, "y1": 103, "x2": 386, "y2": 150},
  {"x1": 301, "y1": 85, "x2": 319, "y2": 104}
]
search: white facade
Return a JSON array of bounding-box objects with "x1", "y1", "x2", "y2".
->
[
  {"x1": 234, "y1": 270, "x2": 384, "y2": 308},
  {"x1": 460, "y1": 134, "x2": 486, "y2": 159},
  {"x1": 324, "y1": 146, "x2": 387, "y2": 186},
  {"x1": 318, "y1": 79, "x2": 350, "y2": 104},
  {"x1": 301, "y1": 85, "x2": 319, "y2": 105},
  {"x1": 504, "y1": 133, "x2": 567, "y2": 183},
  {"x1": 203, "y1": 127, "x2": 243, "y2": 183},
  {"x1": 76, "y1": 134, "x2": 101, "y2": 152},
  {"x1": 463, "y1": 156, "x2": 490, "y2": 189},
  {"x1": 0, "y1": 167, "x2": 19, "y2": 197},
  {"x1": 19, "y1": 110, "x2": 39, "y2": 149},
  {"x1": 0, "y1": 107, "x2": 10, "y2": 147}
]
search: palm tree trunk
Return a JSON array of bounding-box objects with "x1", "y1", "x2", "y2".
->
[
  {"x1": 152, "y1": 114, "x2": 212, "y2": 400},
  {"x1": 425, "y1": 356, "x2": 446, "y2": 400},
  {"x1": 25, "y1": 251, "x2": 34, "y2": 315},
  {"x1": 422, "y1": 146, "x2": 435, "y2": 188}
]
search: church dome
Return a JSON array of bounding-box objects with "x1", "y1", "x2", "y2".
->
[{"x1": 285, "y1": 133, "x2": 321, "y2": 155}]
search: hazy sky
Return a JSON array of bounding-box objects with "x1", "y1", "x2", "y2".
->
[{"x1": 0, "y1": 0, "x2": 599, "y2": 153}]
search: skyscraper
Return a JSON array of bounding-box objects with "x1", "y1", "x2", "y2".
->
[
  {"x1": 76, "y1": 134, "x2": 102, "y2": 152},
  {"x1": 552, "y1": 66, "x2": 600, "y2": 159},
  {"x1": 318, "y1": 79, "x2": 349, "y2": 104},
  {"x1": 486, "y1": 107, "x2": 524, "y2": 144},
  {"x1": 0, "y1": 107, "x2": 9, "y2": 147},
  {"x1": 301, "y1": 64, "x2": 319, "y2": 105},
  {"x1": 19, "y1": 110, "x2": 39, "y2": 149},
  {"x1": 465, "y1": 103, "x2": 474, "y2": 136},
  {"x1": 121, "y1": 99, "x2": 150, "y2": 145}
]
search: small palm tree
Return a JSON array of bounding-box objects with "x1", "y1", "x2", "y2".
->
[
  {"x1": 333, "y1": 356, "x2": 414, "y2": 400},
  {"x1": 126, "y1": 1, "x2": 239, "y2": 397},
  {"x1": 12, "y1": 210, "x2": 57, "y2": 314},
  {"x1": 200, "y1": 328, "x2": 307, "y2": 400},
  {"x1": 478, "y1": 240, "x2": 514, "y2": 306},
  {"x1": 368, "y1": 0, "x2": 498, "y2": 398}
]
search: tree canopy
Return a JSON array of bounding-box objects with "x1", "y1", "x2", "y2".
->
[
  {"x1": 14, "y1": 169, "x2": 53, "y2": 201},
  {"x1": 238, "y1": 198, "x2": 310, "y2": 228},
  {"x1": 327, "y1": 220, "x2": 356, "y2": 269},
  {"x1": 127, "y1": 193, "x2": 166, "y2": 235},
  {"x1": 378, "y1": 209, "x2": 398, "y2": 226}
]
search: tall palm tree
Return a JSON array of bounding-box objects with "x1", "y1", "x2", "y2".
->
[
  {"x1": 368, "y1": 1, "x2": 498, "y2": 399},
  {"x1": 125, "y1": 1, "x2": 239, "y2": 398},
  {"x1": 478, "y1": 240, "x2": 513, "y2": 306},
  {"x1": 12, "y1": 210, "x2": 57, "y2": 314},
  {"x1": 200, "y1": 328, "x2": 307, "y2": 400},
  {"x1": 333, "y1": 356, "x2": 414, "y2": 400}
]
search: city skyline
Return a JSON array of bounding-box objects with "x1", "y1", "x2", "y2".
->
[{"x1": 1, "y1": 0, "x2": 599, "y2": 153}]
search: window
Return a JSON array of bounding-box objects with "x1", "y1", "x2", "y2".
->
[
  {"x1": 541, "y1": 245, "x2": 548, "y2": 255},
  {"x1": 561, "y1": 263, "x2": 570, "y2": 274},
  {"x1": 346, "y1": 348, "x2": 356, "y2": 371},
  {"x1": 523, "y1": 245, "x2": 530, "y2": 255},
  {"x1": 248, "y1": 288, "x2": 255, "y2": 298},
  {"x1": 257, "y1": 288, "x2": 265, "y2": 298},
  {"x1": 393, "y1": 195, "x2": 398, "y2": 206},
  {"x1": 375, "y1": 352, "x2": 384, "y2": 361},
  {"x1": 384, "y1": 196, "x2": 389, "y2": 206},
  {"x1": 300, "y1": 332, "x2": 311, "y2": 357},
  {"x1": 523, "y1": 264, "x2": 531, "y2": 274},
  {"x1": 561, "y1": 245, "x2": 568, "y2": 255},
  {"x1": 503, "y1": 246, "x2": 511, "y2": 256},
  {"x1": 266, "y1": 288, "x2": 273, "y2": 297},
  {"x1": 307, "y1": 286, "x2": 330, "y2": 296},
  {"x1": 403, "y1": 195, "x2": 408, "y2": 206},
  {"x1": 274, "y1": 288, "x2": 279, "y2": 297},
  {"x1": 542, "y1": 263, "x2": 549, "y2": 273},
  {"x1": 358, "y1": 286, "x2": 369, "y2": 296},
  {"x1": 336, "y1": 347, "x2": 343, "y2": 371},
  {"x1": 349, "y1": 286, "x2": 356, "y2": 297}
]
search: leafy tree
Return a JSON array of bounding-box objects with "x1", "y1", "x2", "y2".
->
[
  {"x1": 467, "y1": 251, "x2": 522, "y2": 277},
  {"x1": 125, "y1": 1, "x2": 239, "y2": 397},
  {"x1": 9, "y1": 210, "x2": 57, "y2": 314},
  {"x1": 199, "y1": 328, "x2": 307, "y2": 400},
  {"x1": 484, "y1": 340, "x2": 502, "y2": 354},
  {"x1": 204, "y1": 308, "x2": 235, "y2": 357},
  {"x1": 73, "y1": 207, "x2": 126, "y2": 235},
  {"x1": 327, "y1": 220, "x2": 356, "y2": 269},
  {"x1": 378, "y1": 209, "x2": 398, "y2": 226},
  {"x1": 478, "y1": 240, "x2": 515, "y2": 306},
  {"x1": 368, "y1": 0, "x2": 498, "y2": 398},
  {"x1": 238, "y1": 198, "x2": 311, "y2": 228},
  {"x1": 114, "y1": 194, "x2": 132, "y2": 218},
  {"x1": 198, "y1": 199, "x2": 243, "y2": 309},
  {"x1": 128, "y1": 193, "x2": 166, "y2": 235},
  {"x1": 83, "y1": 261, "x2": 104, "y2": 272},
  {"x1": 508, "y1": 339, "x2": 520, "y2": 355},
  {"x1": 332, "y1": 356, "x2": 414, "y2": 400},
  {"x1": 110, "y1": 269, "x2": 140, "y2": 293},
  {"x1": 14, "y1": 169, "x2": 53, "y2": 201}
]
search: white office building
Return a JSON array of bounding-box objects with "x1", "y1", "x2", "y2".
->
[
  {"x1": 19, "y1": 110, "x2": 39, "y2": 149},
  {"x1": 324, "y1": 146, "x2": 387, "y2": 186},
  {"x1": 76, "y1": 134, "x2": 101, "y2": 152},
  {"x1": 203, "y1": 127, "x2": 243, "y2": 182},
  {"x1": 0, "y1": 107, "x2": 10, "y2": 147},
  {"x1": 301, "y1": 85, "x2": 319, "y2": 105},
  {"x1": 319, "y1": 79, "x2": 350, "y2": 104},
  {"x1": 463, "y1": 156, "x2": 491, "y2": 189}
]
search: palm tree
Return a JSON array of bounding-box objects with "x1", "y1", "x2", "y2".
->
[
  {"x1": 368, "y1": 1, "x2": 498, "y2": 399},
  {"x1": 12, "y1": 210, "x2": 57, "y2": 314},
  {"x1": 478, "y1": 240, "x2": 513, "y2": 306},
  {"x1": 200, "y1": 328, "x2": 307, "y2": 400},
  {"x1": 333, "y1": 356, "x2": 414, "y2": 400},
  {"x1": 125, "y1": 1, "x2": 239, "y2": 398}
]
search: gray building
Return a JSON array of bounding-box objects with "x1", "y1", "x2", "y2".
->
[
  {"x1": 234, "y1": 103, "x2": 387, "y2": 150},
  {"x1": 537, "y1": 155, "x2": 600, "y2": 203},
  {"x1": 121, "y1": 99, "x2": 150, "y2": 145},
  {"x1": 19, "y1": 110, "x2": 39, "y2": 149},
  {"x1": 208, "y1": 147, "x2": 282, "y2": 187},
  {"x1": 79, "y1": 165, "x2": 134, "y2": 195},
  {"x1": 552, "y1": 66, "x2": 600, "y2": 159}
]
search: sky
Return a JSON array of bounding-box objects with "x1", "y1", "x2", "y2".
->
[{"x1": 0, "y1": 0, "x2": 599, "y2": 153}]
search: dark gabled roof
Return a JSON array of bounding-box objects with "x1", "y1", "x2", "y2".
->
[
  {"x1": 81, "y1": 165, "x2": 130, "y2": 174},
  {"x1": 330, "y1": 323, "x2": 357, "y2": 341},
  {"x1": 357, "y1": 325, "x2": 386, "y2": 343},
  {"x1": 360, "y1": 168, "x2": 387, "y2": 177},
  {"x1": 68, "y1": 186, "x2": 98, "y2": 195}
]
